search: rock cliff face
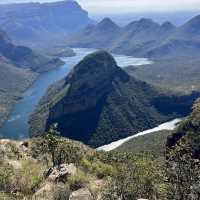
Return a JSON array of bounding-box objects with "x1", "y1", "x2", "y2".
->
[
  {"x1": 0, "y1": 0, "x2": 92, "y2": 46},
  {"x1": 30, "y1": 51, "x2": 174, "y2": 147}
]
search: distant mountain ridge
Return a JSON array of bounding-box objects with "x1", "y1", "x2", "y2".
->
[
  {"x1": 66, "y1": 18, "x2": 121, "y2": 48},
  {"x1": 66, "y1": 17, "x2": 176, "y2": 57},
  {"x1": 0, "y1": 0, "x2": 92, "y2": 46},
  {"x1": 66, "y1": 15, "x2": 200, "y2": 94},
  {"x1": 66, "y1": 15, "x2": 200, "y2": 59}
]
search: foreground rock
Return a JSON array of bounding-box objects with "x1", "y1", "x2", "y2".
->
[
  {"x1": 69, "y1": 188, "x2": 94, "y2": 200},
  {"x1": 47, "y1": 163, "x2": 77, "y2": 182}
]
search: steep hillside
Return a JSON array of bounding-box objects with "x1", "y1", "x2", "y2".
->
[
  {"x1": 126, "y1": 57, "x2": 200, "y2": 94},
  {"x1": 0, "y1": 0, "x2": 92, "y2": 46},
  {"x1": 166, "y1": 99, "x2": 200, "y2": 199},
  {"x1": 0, "y1": 58, "x2": 36, "y2": 127},
  {"x1": 167, "y1": 99, "x2": 200, "y2": 156},
  {"x1": 0, "y1": 131, "x2": 168, "y2": 200},
  {"x1": 30, "y1": 51, "x2": 171, "y2": 147},
  {"x1": 110, "y1": 19, "x2": 176, "y2": 57},
  {"x1": 0, "y1": 29, "x2": 63, "y2": 73},
  {"x1": 0, "y1": 30, "x2": 63, "y2": 127},
  {"x1": 171, "y1": 15, "x2": 200, "y2": 41},
  {"x1": 125, "y1": 15, "x2": 200, "y2": 93},
  {"x1": 142, "y1": 14, "x2": 200, "y2": 59},
  {"x1": 116, "y1": 130, "x2": 172, "y2": 158}
]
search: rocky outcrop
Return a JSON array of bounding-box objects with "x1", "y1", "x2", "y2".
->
[
  {"x1": 33, "y1": 182, "x2": 55, "y2": 200},
  {"x1": 69, "y1": 188, "x2": 94, "y2": 200},
  {"x1": 47, "y1": 164, "x2": 77, "y2": 182},
  {"x1": 0, "y1": 138, "x2": 102, "y2": 200}
]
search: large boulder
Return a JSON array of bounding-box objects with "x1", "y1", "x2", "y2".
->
[
  {"x1": 69, "y1": 188, "x2": 94, "y2": 200},
  {"x1": 47, "y1": 163, "x2": 77, "y2": 182},
  {"x1": 33, "y1": 182, "x2": 54, "y2": 200}
]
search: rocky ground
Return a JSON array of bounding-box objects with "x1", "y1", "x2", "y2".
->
[{"x1": 0, "y1": 138, "x2": 104, "y2": 200}]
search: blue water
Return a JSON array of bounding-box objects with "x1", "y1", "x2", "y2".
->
[{"x1": 0, "y1": 48, "x2": 152, "y2": 139}]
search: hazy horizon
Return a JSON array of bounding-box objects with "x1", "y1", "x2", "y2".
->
[{"x1": 1, "y1": 0, "x2": 200, "y2": 15}]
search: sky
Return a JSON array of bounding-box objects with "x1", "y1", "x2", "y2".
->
[{"x1": 0, "y1": 0, "x2": 200, "y2": 14}]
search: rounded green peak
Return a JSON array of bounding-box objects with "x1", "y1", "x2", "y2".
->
[
  {"x1": 78, "y1": 50, "x2": 117, "y2": 70},
  {"x1": 67, "y1": 50, "x2": 119, "y2": 84}
]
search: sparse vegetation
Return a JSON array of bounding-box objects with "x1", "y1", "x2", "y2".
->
[
  {"x1": 0, "y1": 164, "x2": 14, "y2": 192},
  {"x1": 166, "y1": 100, "x2": 200, "y2": 199},
  {"x1": 116, "y1": 130, "x2": 172, "y2": 159},
  {"x1": 13, "y1": 159, "x2": 44, "y2": 195}
]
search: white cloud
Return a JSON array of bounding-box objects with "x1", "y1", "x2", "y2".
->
[
  {"x1": 78, "y1": 0, "x2": 200, "y2": 14},
  {"x1": 1, "y1": 0, "x2": 200, "y2": 14}
]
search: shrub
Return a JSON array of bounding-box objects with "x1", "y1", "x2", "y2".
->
[
  {"x1": 81, "y1": 159, "x2": 116, "y2": 179},
  {"x1": 4, "y1": 142, "x2": 20, "y2": 159},
  {"x1": 102, "y1": 153, "x2": 168, "y2": 200},
  {"x1": 0, "y1": 164, "x2": 14, "y2": 192},
  {"x1": 31, "y1": 126, "x2": 83, "y2": 167}
]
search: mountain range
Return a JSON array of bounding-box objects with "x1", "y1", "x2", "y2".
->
[
  {"x1": 0, "y1": 2, "x2": 199, "y2": 199},
  {"x1": 0, "y1": 0, "x2": 92, "y2": 47},
  {"x1": 66, "y1": 15, "x2": 200, "y2": 60},
  {"x1": 65, "y1": 14, "x2": 200, "y2": 94}
]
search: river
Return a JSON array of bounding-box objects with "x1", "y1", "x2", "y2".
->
[
  {"x1": 0, "y1": 48, "x2": 152, "y2": 139},
  {"x1": 97, "y1": 118, "x2": 182, "y2": 151}
]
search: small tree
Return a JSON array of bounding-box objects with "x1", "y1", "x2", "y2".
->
[
  {"x1": 39, "y1": 124, "x2": 83, "y2": 168},
  {"x1": 42, "y1": 123, "x2": 60, "y2": 167}
]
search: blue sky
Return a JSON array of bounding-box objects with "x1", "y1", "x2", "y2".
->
[{"x1": 1, "y1": 0, "x2": 200, "y2": 14}]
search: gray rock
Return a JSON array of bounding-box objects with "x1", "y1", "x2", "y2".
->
[
  {"x1": 69, "y1": 188, "x2": 94, "y2": 200},
  {"x1": 48, "y1": 163, "x2": 77, "y2": 182}
]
